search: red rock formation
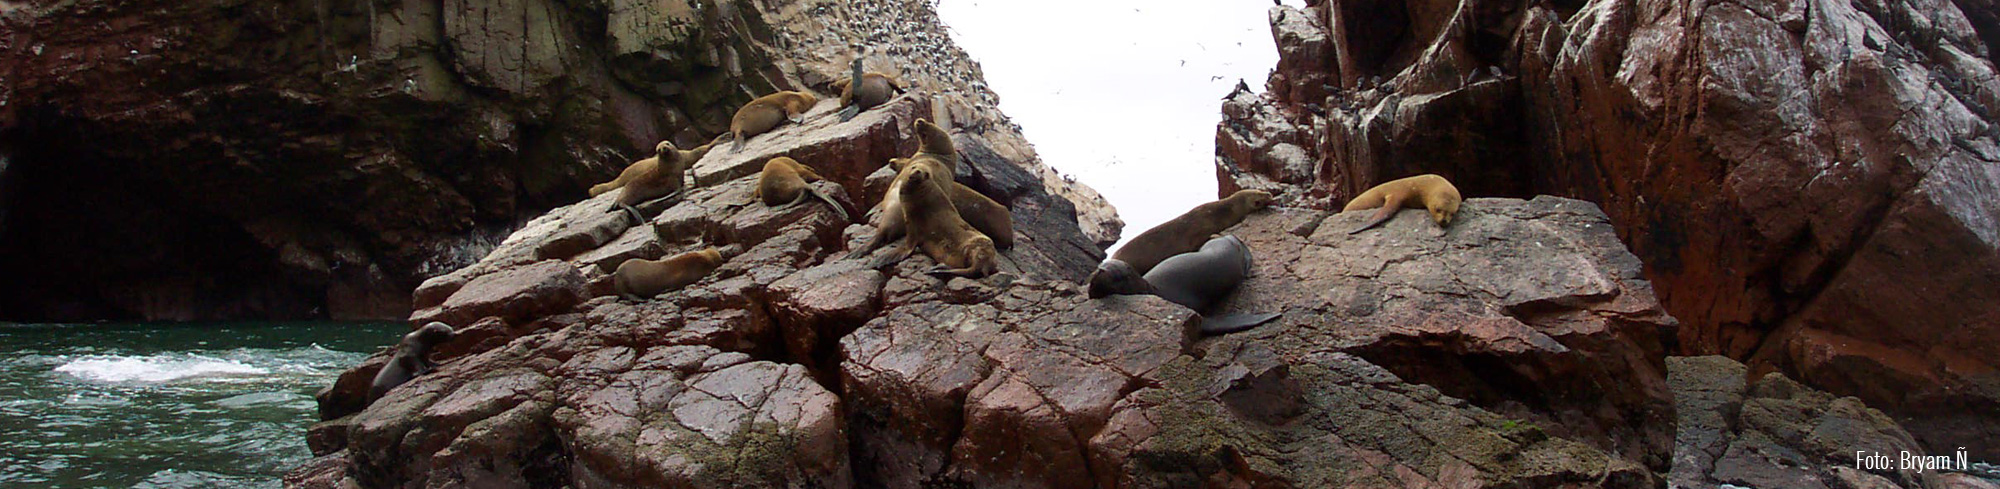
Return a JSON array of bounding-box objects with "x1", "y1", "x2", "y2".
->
[
  {"x1": 0, "y1": 0, "x2": 1118, "y2": 321},
  {"x1": 295, "y1": 84, "x2": 1681, "y2": 485},
  {"x1": 1224, "y1": 0, "x2": 2000, "y2": 458}
]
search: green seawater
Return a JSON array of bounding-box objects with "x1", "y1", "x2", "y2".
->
[{"x1": 0, "y1": 321, "x2": 403, "y2": 488}]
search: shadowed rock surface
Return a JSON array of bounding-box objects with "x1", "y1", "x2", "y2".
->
[
  {"x1": 1667, "y1": 355, "x2": 1997, "y2": 489},
  {"x1": 0, "y1": 0, "x2": 1118, "y2": 321},
  {"x1": 1223, "y1": 0, "x2": 2000, "y2": 458},
  {"x1": 293, "y1": 83, "x2": 1686, "y2": 486}
]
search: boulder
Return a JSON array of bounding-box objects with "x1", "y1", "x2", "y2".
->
[{"x1": 1222, "y1": 0, "x2": 2000, "y2": 457}]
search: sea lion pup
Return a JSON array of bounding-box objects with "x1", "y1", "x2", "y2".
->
[
  {"x1": 1096, "y1": 189, "x2": 1274, "y2": 277},
  {"x1": 724, "y1": 90, "x2": 818, "y2": 152},
  {"x1": 835, "y1": 56, "x2": 905, "y2": 122},
  {"x1": 1088, "y1": 235, "x2": 1282, "y2": 335},
  {"x1": 756, "y1": 156, "x2": 849, "y2": 221},
  {"x1": 1343, "y1": 173, "x2": 1462, "y2": 234},
  {"x1": 368, "y1": 322, "x2": 457, "y2": 403},
  {"x1": 865, "y1": 166, "x2": 998, "y2": 278},
  {"x1": 612, "y1": 247, "x2": 726, "y2": 301},
  {"x1": 845, "y1": 119, "x2": 970, "y2": 259}
]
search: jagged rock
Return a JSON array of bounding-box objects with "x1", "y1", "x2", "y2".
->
[
  {"x1": 1666, "y1": 355, "x2": 1979, "y2": 489},
  {"x1": 838, "y1": 196, "x2": 1675, "y2": 487},
  {"x1": 296, "y1": 63, "x2": 1684, "y2": 487},
  {"x1": 1224, "y1": 0, "x2": 2000, "y2": 458},
  {"x1": 290, "y1": 60, "x2": 1108, "y2": 486},
  {"x1": 0, "y1": 0, "x2": 1118, "y2": 322}
]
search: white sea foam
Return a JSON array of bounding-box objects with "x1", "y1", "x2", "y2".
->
[{"x1": 53, "y1": 354, "x2": 269, "y2": 383}]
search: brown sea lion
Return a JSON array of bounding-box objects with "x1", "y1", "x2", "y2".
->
[
  {"x1": 865, "y1": 165, "x2": 998, "y2": 278},
  {"x1": 846, "y1": 119, "x2": 977, "y2": 259},
  {"x1": 612, "y1": 247, "x2": 725, "y2": 301},
  {"x1": 592, "y1": 140, "x2": 715, "y2": 226},
  {"x1": 367, "y1": 322, "x2": 456, "y2": 403},
  {"x1": 723, "y1": 90, "x2": 818, "y2": 152},
  {"x1": 1095, "y1": 189, "x2": 1273, "y2": 277},
  {"x1": 835, "y1": 57, "x2": 905, "y2": 122},
  {"x1": 1088, "y1": 235, "x2": 1282, "y2": 335},
  {"x1": 1342, "y1": 174, "x2": 1462, "y2": 234},
  {"x1": 881, "y1": 156, "x2": 1014, "y2": 249},
  {"x1": 756, "y1": 156, "x2": 849, "y2": 221}
]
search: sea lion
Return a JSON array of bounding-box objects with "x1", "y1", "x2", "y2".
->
[
  {"x1": 847, "y1": 119, "x2": 986, "y2": 259},
  {"x1": 367, "y1": 321, "x2": 457, "y2": 403},
  {"x1": 1088, "y1": 235, "x2": 1281, "y2": 335},
  {"x1": 612, "y1": 247, "x2": 726, "y2": 301},
  {"x1": 1095, "y1": 189, "x2": 1273, "y2": 277},
  {"x1": 756, "y1": 156, "x2": 849, "y2": 221},
  {"x1": 1343, "y1": 174, "x2": 1461, "y2": 234},
  {"x1": 865, "y1": 165, "x2": 998, "y2": 278},
  {"x1": 592, "y1": 140, "x2": 715, "y2": 225},
  {"x1": 835, "y1": 57, "x2": 905, "y2": 122},
  {"x1": 724, "y1": 90, "x2": 818, "y2": 152},
  {"x1": 881, "y1": 156, "x2": 1014, "y2": 249}
]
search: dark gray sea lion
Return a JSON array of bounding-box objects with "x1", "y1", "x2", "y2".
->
[
  {"x1": 1088, "y1": 235, "x2": 1281, "y2": 335},
  {"x1": 367, "y1": 322, "x2": 456, "y2": 403}
]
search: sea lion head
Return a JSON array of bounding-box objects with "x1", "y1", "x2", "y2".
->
[
  {"x1": 1431, "y1": 198, "x2": 1460, "y2": 227},
  {"x1": 1086, "y1": 259, "x2": 1151, "y2": 299},
  {"x1": 1231, "y1": 189, "x2": 1274, "y2": 211},
  {"x1": 794, "y1": 91, "x2": 820, "y2": 109},
  {"x1": 655, "y1": 141, "x2": 676, "y2": 156},
  {"x1": 410, "y1": 321, "x2": 457, "y2": 350},
  {"x1": 900, "y1": 166, "x2": 935, "y2": 195},
  {"x1": 692, "y1": 247, "x2": 726, "y2": 266},
  {"x1": 913, "y1": 119, "x2": 955, "y2": 156}
]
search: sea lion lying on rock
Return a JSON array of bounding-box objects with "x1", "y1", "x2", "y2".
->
[{"x1": 1089, "y1": 235, "x2": 1281, "y2": 335}]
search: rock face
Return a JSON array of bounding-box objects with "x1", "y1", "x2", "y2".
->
[
  {"x1": 1668, "y1": 355, "x2": 1952, "y2": 489},
  {"x1": 295, "y1": 84, "x2": 1684, "y2": 486},
  {"x1": 0, "y1": 0, "x2": 1118, "y2": 321},
  {"x1": 1223, "y1": 0, "x2": 2000, "y2": 457}
]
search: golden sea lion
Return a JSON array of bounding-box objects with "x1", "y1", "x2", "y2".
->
[
  {"x1": 1343, "y1": 174, "x2": 1461, "y2": 234},
  {"x1": 846, "y1": 119, "x2": 973, "y2": 259},
  {"x1": 368, "y1": 322, "x2": 456, "y2": 403},
  {"x1": 756, "y1": 156, "x2": 849, "y2": 221},
  {"x1": 835, "y1": 57, "x2": 905, "y2": 122},
  {"x1": 882, "y1": 156, "x2": 1013, "y2": 248},
  {"x1": 1098, "y1": 189, "x2": 1273, "y2": 276},
  {"x1": 724, "y1": 90, "x2": 818, "y2": 152},
  {"x1": 865, "y1": 165, "x2": 998, "y2": 278},
  {"x1": 612, "y1": 247, "x2": 725, "y2": 301}
]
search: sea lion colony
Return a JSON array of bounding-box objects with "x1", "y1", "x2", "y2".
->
[{"x1": 368, "y1": 59, "x2": 1471, "y2": 406}]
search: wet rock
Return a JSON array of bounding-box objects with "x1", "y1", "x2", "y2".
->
[{"x1": 410, "y1": 259, "x2": 586, "y2": 327}]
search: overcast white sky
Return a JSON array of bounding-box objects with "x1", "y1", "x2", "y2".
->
[{"x1": 935, "y1": 0, "x2": 1303, "y2": 250}]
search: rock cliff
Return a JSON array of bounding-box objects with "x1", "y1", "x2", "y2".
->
[
  {"x1": 292, "y1": 85, "x2": 1686, "y2": 486},
  {"x1": 0, "y1": 0, "x2": 1119, "y2": 321},
  {"x1": 1221, "y1": 0, "x2": 2000, "y2": 459}
]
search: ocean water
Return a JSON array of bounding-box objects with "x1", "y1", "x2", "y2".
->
[{"x1": 0, "y1": 322, "x2": 403, "y2": 488}]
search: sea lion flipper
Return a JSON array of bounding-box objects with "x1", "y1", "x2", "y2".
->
[
  {"x1": 924, "y1": 265, "x2": 979, "y2": 278},
  {"x1": 731, "y1": 132, "x2": 747, "y2": 152},
  {"x1": 866, "y1": 242, "x2": 914, "y2": 269},
  {"x1": 807, "y1": 187, "x2": 851, "y2": 222},
  {"x1": 637, "y1": 189, "x2": 683, "y2": 209},
  {"x1": 616, "y1": 202, "x2": 646, "y2": 226},
  {"x1": 1198, "y1": 312, "x2": 1283, "y2": 335},
  {"x1": 1349, "y1": 194, "x2": 1405, "y2": 234},
  {"x1": 837, "y1": 105, "x2": 860, "y2": 122}
]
